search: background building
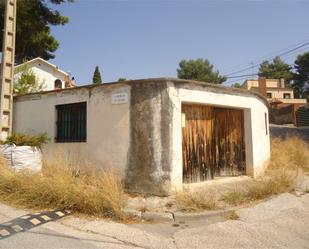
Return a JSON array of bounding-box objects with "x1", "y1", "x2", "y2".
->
[
  {"x1": 14, "y1": 57, "x2": 76, "y2": 91},
  {"x1": 243, "y1": 77, "x2": 307, "y2": 125},
  {"x1": 243, "y1": 78, "x2": 306, "y2": 104}
]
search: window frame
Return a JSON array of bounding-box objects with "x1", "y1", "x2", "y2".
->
[
  {"x1": 283, "y1": 93, "x2": 291, "y2": 99},
  {"x1": 55, "y1": 102, "x2": 87, "y2": 143},
  {"x1": 266, "y1": 92, "x2": 272, "y2": 98},
  {"x1": 54, "y1": 79, "x2": 62, "y2": 89}
]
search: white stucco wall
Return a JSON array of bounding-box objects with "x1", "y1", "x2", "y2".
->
[
  {"x1": 13, "y1": 79, "x2": 271, "y2": 194},
  {"x1": 14, "y1": 60, "x2": 69, "y2": 91},
  {"x1": 13, "y1": 84, "x2": 131, "y2": 174},
  {"x1": 168, "y1": 82, "x2": 270, "y2": 189}
]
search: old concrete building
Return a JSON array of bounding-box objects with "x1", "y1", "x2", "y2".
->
[{"x1": 13, "y1": 78, "x2": 270, "y2": 195}]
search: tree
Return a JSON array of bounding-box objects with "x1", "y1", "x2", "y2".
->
[
  {"x1": 118, "y1": 78, "x2": 127, "y2": 82},
  {"x1": 231, "y1": 83, "x2": 242, "y2": 88},
  {"x1": 92, "y1": 66, "x2": 102, "y2": 84},
  {"x1": 258, "y1": 56, "x2": 293, "y2": 85},
  {"x1": 0, "y1": 0, "x2": 73, "y2": 64},
  {"x1": 292, "y1": 52, "x2": 309, "y2": 98},
  {"x1": 177, "y1": 59, "x2": 226, "y2": 84},
  {"x1": 14, "y1": 64, "x2": 45, "y2": 94}
]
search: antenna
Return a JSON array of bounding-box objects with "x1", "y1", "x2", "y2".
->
[{"x1": 0, "y1": 0, "x2": 17, "y2": 140}]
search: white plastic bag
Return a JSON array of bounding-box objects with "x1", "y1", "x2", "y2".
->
[{"x1": 1, "y1": 144, "x2": 42, "y2": 172}]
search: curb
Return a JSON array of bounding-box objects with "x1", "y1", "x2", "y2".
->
[{"x1": 124, "y1": 207, "x2": 241, "y2": 223}]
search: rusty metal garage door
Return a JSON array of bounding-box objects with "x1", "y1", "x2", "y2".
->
[{"x1": 182, "y1": 104, "x2": 246, "y2": 183}]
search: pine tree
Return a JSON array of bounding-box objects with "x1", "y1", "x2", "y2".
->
[
  {"x1": 258, "y1": 57, "x2": 292, "y2": 85},
  {"x1": 0, "y1": 0, "x2": 73, "y2": 63},
  {"x1": 177, "y1": 59, "x2": 226, "y2": 84},
  {"x1": 92, "y1": 66, "x2": 102, "y2": 84},
  {"x1": 292, "y1": 52, "x2": 309, "y2": 98}
]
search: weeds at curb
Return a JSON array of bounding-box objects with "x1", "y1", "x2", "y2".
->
[{"x1": 0, "y1": 157, "x2": 128, "y2": 221}]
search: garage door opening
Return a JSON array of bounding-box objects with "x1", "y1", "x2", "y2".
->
[{"x1": 182, "y1": 104, "x2": 246, "y2": 183}]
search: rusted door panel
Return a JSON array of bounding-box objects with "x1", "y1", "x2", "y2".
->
[{"x1": 182, "y1": 104, "x2": 245, "y2": 183}]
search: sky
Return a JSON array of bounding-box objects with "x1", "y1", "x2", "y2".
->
[{"x1": 49, "y1": 0, "x2": 309, "y2": 86}]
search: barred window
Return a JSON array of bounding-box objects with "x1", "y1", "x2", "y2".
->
[{"x1": 56, "y1": 102, "x2": 87, "y2": 142}]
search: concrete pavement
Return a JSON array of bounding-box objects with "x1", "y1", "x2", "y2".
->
[{"x1": 0, "y1": 193, "x2": 309, "y2": 249}]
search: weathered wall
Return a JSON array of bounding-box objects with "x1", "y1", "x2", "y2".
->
[
  {"x1": 168, "y1": 80, "x2": 270, "y2": 189},
  {"x1": 124, "y1": 81, "x2": 174, "y2": 195},
  {"x1": 13, "y1": 84, "x2": 131, "y2": 174},
  {"x1": 13, "y1": 78, "x2": 271, "y2": 195}
]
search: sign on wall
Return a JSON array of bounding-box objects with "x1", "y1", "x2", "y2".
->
[{"x1": 111, "y1": 92, "x2": 128, "y2": 104}]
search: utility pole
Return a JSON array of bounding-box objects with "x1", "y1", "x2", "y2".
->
[{"x1": 0, "y1": 0, "x2": 17, "y2": 140}]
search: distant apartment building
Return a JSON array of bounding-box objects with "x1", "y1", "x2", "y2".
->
[
  {"x1": 243, "y1": 77, "x2": 307, "y2": 125},
  {"x1": 243, "y1": 78, "x2": 306, "y2": 105}
]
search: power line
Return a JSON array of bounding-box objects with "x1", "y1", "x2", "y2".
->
[
  {"x1": 225, "y1": 60, "x2": 295, "y2": 83},
  {"x1": 222, "y1": 38, "x2": 309, "y2": 74},
  {"x1": 278, "y1": 41, "x2": 309, "y2": 58},
  {"x1": 226, "y1": 63, "x2": 296, "y2": 80},
  {"x1": 225, "y1": 63, "x2": 297, "y2": 85},
  {"x1": 224, "y1": 40, "x2": 309, "y2": 77},
  {"x1": 226, "y1": 73, "x2": 259, "y2": 79},
  {"x1": 225, "y1": 40, "x2": 309, "y2": 76}
]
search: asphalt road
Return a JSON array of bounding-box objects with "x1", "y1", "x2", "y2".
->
[
  {"x1": 0, "y1": 209, "x2": 122, "y2": 249},
  {"x1": 0, "y1": 193, "x2": 309, "y2": 249},
  {"x1": 0, "y1": 226, "x2": 105, "y2": 249}
]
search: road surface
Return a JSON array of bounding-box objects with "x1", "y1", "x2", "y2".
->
[{"x1": 0, "y1": 193, "x2": 309, "y2": 249}]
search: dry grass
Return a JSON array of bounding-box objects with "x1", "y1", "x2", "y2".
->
[
  {"x1": 224, "y1": 210, "x2": 239, "y2": 220},
  {"x1": 0, "y1": 157, "x2": 127, "y2": 220},
  {"x1": 175, "y1": 137, "x2": 309, "y2": 210},
  {"x1": 222, "y1": 136, "x2": 309, "y2": 206},
  {"x1": 174, "y1": 190, "x2": 218, "y2": 212},
  {"x1": 268, "y1": 137, "x2": 309, "y2": 172},
  {"x1": 222, "y1": 170, "x2": 296, "y2": 205}
]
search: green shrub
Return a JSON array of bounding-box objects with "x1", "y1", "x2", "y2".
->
[{"x1": 4, "y1": 133, "x2": 50, "y2": 147}]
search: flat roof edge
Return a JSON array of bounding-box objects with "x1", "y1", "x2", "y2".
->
[{"x1": 13, "y1": 77, "x2": 268, "y2": 106}]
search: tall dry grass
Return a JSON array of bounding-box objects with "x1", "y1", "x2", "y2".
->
[
  {"x1": 222, "y1": 170, "x2": 296, "y2": 205},
  {"x1": 0, "y1": 157, "x2": 127, "y2": 220},
  {"x1": 222, "y1": 136, "x2": 309, "y2": 206},
  {"x1": 175, "y1": 137, "x2": 309, "y2": 210},
  {"x1": 268, "y1": 136, "x2": 309, "y2": 172}
]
